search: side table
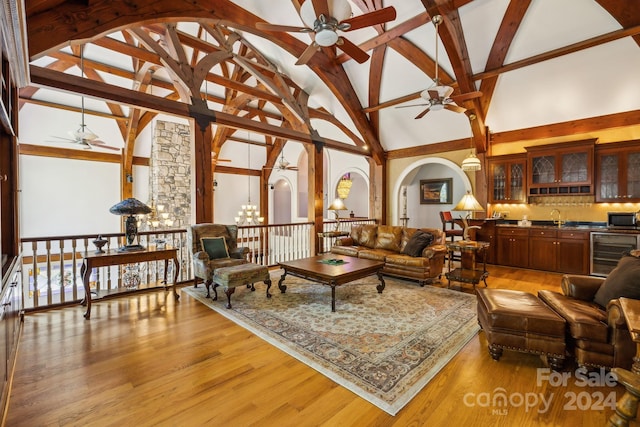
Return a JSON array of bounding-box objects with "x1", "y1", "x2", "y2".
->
[
  {"x1": 445, "y1": 240, "x2": 490, "y2": 290},
  {"x1": 608, "y1": 297, "x2": 640, "y2": 426},
  {"x1": 318, "y1": 230, "x2": 350, "y2": 254}
]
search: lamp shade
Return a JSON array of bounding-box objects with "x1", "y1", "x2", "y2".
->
[
  {"x1": 328, "y1": 198, "x2": 348, "y2": 211},
  {"x1": 461, "y1": 153, "x2": 482, "y2": 171},
  {"x1": 452, "y1": 191, "x2": 484, "y2": 212},
  {"x1": 109, "y1": 198, "x2": 152, "y2": 215}
]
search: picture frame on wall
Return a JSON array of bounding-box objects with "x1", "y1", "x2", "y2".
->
[{"x1": 420, "y1": 178, "x2": 452, "y2": 204}]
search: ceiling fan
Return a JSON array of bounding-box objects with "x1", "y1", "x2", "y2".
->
[
  {"x1": 266, "y1": 152, "x2": 298, "y2": 171},
  {"x1": 397, "y1": 15, "x2": 482, "y2": 119},
  {"x1": 256, "y1": 0, "x2": 396, "y2": 65},
  {"x1": 49, "y1": 48, "x2": 120, "y2": 151}
]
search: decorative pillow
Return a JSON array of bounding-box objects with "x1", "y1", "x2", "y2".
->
[
  {"x1": 594, "y1": 255, "x2": 640, "y2": 307},
  {"x1": 401, "y1": 230, "x2": 434, "y2": 257},
  {"x1": 200, "y1": 237, "x2": 230, "y2": 259}
]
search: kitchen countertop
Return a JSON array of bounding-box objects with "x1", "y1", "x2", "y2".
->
[{"x1": 495, "y1": 221, "x2": 640, "y2": 233}]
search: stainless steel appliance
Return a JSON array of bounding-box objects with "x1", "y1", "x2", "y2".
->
[
  {"x1": 607, "y1": 212, "x2": 638, "y2": 228},
  {"x1": 590, "y1": 232, "x2": 640, "y2": 276}
]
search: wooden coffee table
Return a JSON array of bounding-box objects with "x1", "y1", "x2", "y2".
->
[{"x1": 277, "y1": 254, "x2": 385, "y2": 312}]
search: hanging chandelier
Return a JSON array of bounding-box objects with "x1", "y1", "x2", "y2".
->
[
  {"x1": 235, "y1": 134, "x2": 264, "y2": 225},
  {"x1": 336, "y1": 174, "x2": 352, "y2": 199},
  {"x1": 461, "y1": 114, "x2": 481, "y2": 172}
]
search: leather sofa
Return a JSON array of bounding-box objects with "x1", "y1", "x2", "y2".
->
[
  {"x1": 330, "y1": 224, "x2": 446, "y2": 286},
  {"x1": 538, "y1": 275, "x2": 636, "y2": 370}
]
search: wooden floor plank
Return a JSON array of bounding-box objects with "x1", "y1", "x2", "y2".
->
[{"x1": 6, "y1": 265, "x2": 635, "y2": 426}]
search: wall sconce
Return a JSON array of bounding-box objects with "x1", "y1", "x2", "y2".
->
[
  {"x1": 126, "y1": 173, "x2": 134, "y2": 183},
  {"x1": 213, "y1": 179, "x2": 218, "y2": 189}
]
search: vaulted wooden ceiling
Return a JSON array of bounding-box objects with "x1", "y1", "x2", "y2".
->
[{"x1": 18, "y1": 0, "x2": 640, "y2": 171}]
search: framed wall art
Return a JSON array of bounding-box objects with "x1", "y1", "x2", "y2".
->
[{"x1": 420, "y1": 178, "x2": 452, "y2": 204}]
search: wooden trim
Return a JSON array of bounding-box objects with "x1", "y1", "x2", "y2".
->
[
  {"x1": 491, "y1": 111, "x2": 640, "y2": 145},
  {"x1": 19, "y1": 143, "x2": 149, "y2": 165}
]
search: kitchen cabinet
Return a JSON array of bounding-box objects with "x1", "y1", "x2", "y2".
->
[
  {"x1": 496, "y1": 228, "x2": 529, "y2": 267},
  {"x1": 488, "y1": 154, "x2": 527, "y2": 204},
  {"x1": 526, "y1": 139, "x2": 595, "y2": 197},
  {"x1": 595, "y1": 140, "x2": 640, "y2": 202},
  {"x1": 528, "y1": 228, "x2": 589, "y2": 275},
  {"x1": 471, "y1": 218, "x2": 498, "y2": 264}
]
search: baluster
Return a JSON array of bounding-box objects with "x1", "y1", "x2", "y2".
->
[
  {"x1": 30, "y1": 240, "x2": 39, "y2": 307},
  {"x1": 45, "y1": 240, "x2": 52, "y2": 305},
  {"x1": 71, "y1": 239, "x2": 78, "y2": 301},
  {"x1": 59, "y1": 239, "x2": 65, "y2": 304}
]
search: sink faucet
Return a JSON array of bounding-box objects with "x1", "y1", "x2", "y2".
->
[{"x1": 550, "y1": 209, "x2": 565, "y2": 228}]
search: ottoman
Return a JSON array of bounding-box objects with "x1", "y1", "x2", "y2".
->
[
  {"x1": 477, "y1": 288, "x2": 567, "y2": 371},
  {"x1": 212, "y1": 263, "x2": 272, "y2": 309}
]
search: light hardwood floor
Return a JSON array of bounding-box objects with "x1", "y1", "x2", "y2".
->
[{"x1": 6, "y1": 266, "x2": 636, "y2": 426}]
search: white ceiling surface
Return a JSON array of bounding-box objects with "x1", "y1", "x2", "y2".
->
[
  {"x1": 234, "y1": 0, "x2": 640, "y2": 150},
  {"x1": 23, "y1": 1, "x2": 640, "y2": 155}
]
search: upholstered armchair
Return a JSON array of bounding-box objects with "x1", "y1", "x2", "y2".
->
[
  {"x1": 186, "y1": 224, "x2": 249, "y2": 298},
  {"x1": 538, "y1": 274, "x2": 636, "y2": 370}
]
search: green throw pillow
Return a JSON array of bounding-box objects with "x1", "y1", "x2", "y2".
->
[{"x1": 200, "y1": 237, "x2": 230, "y2": 259}]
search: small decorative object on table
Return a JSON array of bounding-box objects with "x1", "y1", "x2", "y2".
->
[
  {"x1": 320, "y1": 258, "x2": 347, "y2": 265},
  {"x1": 92, "y1": 235, "x2": 108, "y2": 253}
]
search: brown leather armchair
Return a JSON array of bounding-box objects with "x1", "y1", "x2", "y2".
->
[
  {"x1": 538, "y1": 275, "x2": 635, "y2": 370},
  {"x1": 186, "y1": 224, "x2": 249, "y2": 298}
]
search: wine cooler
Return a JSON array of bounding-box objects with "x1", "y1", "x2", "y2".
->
[{"x1": 590, "y1": 232, "x2": 640, "y2": 276}]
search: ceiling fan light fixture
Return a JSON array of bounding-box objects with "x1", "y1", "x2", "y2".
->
[
  {"x1": 429, "y1": 102, "x2": 444, "y2": 111},
  {"x1": 315, "y1": 29, "x2": 339, "y2": 46}
]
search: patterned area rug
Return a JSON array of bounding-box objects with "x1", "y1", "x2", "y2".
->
[{"x1": 183, "y1": 271, "x2": 479, "y2": 415}]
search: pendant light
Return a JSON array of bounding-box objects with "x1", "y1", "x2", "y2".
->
[{"x1": 461, "y1": 114, "x2": 481, "y2": 172}]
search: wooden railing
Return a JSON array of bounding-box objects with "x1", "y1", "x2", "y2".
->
[{"x1": 19, "y1": 218, "x2": 377, "y2": 310}]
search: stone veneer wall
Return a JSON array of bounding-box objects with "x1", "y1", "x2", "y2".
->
[{"x1": 148, "y1": 120, "x2": 191, "y2": 229}]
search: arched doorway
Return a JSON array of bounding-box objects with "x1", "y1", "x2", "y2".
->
[
  {"x1": 334, "y1": 171, "x2": 368, "y2": 219},
  {"x1": 392, "y1": 158, "x2": 472, "y2": 229},
  {"x1": 273, "y1": 179, "x2": 291, "y2": 224}
]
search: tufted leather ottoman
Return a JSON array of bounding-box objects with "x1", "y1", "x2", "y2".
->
[
  {"x1": 212, "y1": 263, "x2": 271, "y2": 309},
  {"x1": 477, "y1": 288, "x2": 567, "y2": 371}
]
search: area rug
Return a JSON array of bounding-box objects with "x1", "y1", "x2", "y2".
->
[{"x1": 183, "y1": 272, "x2": 479, "y2": 415}]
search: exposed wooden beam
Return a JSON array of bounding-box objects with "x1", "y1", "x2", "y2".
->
[
  {"x1": 19, "y1": 143, "x2": 148, "y2": 165},
  {"x1": 490, "y1": 110, "x2": 640, "y2": 145},
  {"x1": 29, "y1": 65, "x2": 371, "y2": 157},
  {"x1": 18, "y1": 96, "x2": 128, "y2": 121}
]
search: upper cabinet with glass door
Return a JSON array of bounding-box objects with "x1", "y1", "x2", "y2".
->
[
  {"x1": 488, "y1": 154, "x2": 527, "y2": 204},
  {"x1": 595, "y1": 140, "x2": 640, "y2": 202},
  {"x1": 526, "y1": 139, "x2": 596, "y2": 197}
]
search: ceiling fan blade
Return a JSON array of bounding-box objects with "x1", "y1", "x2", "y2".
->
[
  {"x1": 444, "y1": 104, "x2": 467, "y2": 114},
  {"x1": 295, "y1": 42, "x2": 320, "y2": 65},
  {"x1": 256, "y1": 22, "x2": 311, "y2": 33},
  {"x1": 49, "y1": 135, "x2": 76, "y2": 143},
  {"x1": 337, "y1": 37, "x2": 369, "y2": 64},
  {"x1": 415, "y1": 108, "x2": 431, "y2": 119},
  {"x1": 395, "y1": 103, "x2": 430, "y2": 109},
  {"x1": 451, "y1": 91, "x2": 483, "y2": 103},
  {"x1": 427, "y1": 90, "x2": 440, "y2": 100},
  {"x1": 342, "y1": 7, "x2": 397, "y2": 31},
  {"x1": 96, "y1": 144, "x2": 122, "y2": 151},
  {"x1": 311, "y1": 0, "x2": 330, "y2": 18}
]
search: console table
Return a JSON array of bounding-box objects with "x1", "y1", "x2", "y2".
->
[
  {"x1": 81, "y1": 247, "x2": 180, "y2": 319},
  {"x1": 445, "y1": 241, "x2": 490, "y2": 289}
]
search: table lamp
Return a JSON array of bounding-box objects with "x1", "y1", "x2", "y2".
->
[
  {"x1": 328, "y1": 198, "x2": 348, "y2": 231},
  {"x1": 452, "y1": 191, "x2": 485, "y2": 240},
  {"x1": 109, "y1": 198, "x2": 152, "y2": 251}
]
